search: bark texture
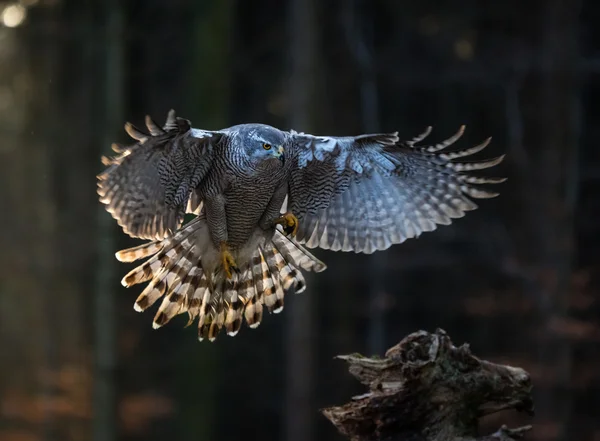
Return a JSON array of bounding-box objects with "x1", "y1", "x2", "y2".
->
[{"x1": 322, "y1": 329, "x2": 534, "y2": 441}]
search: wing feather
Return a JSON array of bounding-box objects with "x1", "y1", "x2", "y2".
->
[
  {"x1": 287, "y1": 127, "x2": 505, "y2": 253},
  {"x1": 97, "y1": 110, "x2": 223, "y2": 240}
]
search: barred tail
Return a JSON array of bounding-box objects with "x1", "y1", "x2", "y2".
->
[{"x1": 117, "y1": 218, "x2": 326, "y2": 342}]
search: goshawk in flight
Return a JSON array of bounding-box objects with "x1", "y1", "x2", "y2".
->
[{"x1": 97, "y1": 110, "x2": 504, "y2": 341}]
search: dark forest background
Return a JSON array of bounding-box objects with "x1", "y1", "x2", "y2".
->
[{"x1": 1, "y1": 0, "x2": 599, "y2": 440}]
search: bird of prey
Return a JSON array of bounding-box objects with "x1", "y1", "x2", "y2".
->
[{"x1": 97, "y1": 110, "x2": 504, "y2": 341}]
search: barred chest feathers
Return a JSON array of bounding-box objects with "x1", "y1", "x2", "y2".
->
[{"x1": 222, "y1": 160, "x2": 290, "y2": 249}]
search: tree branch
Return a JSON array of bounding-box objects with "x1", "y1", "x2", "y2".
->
[{"x1": 322, "y1": 329, "x2": 534, "y2": 441}]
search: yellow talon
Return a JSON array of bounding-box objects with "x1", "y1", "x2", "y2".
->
[
  {"x1": 220, "y1": 241, "x2": 238, "y2": 279},
  {"x1": 273, "y1": 212, "x2": 299, "y2": 237}
]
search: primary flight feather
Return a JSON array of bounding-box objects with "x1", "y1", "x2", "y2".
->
[{"x1": 97, "y1": 110, "x2": 504, "y2": 341}]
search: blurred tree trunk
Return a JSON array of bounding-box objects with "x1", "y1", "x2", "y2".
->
[
  {"x1": 285, "y1": 2, "x2": 318, "y2": 441},
  {"x1": 93, "y1": 1, "x2": 124, "y2": 440},
  {"x1": 0, "y1": 13, "x2": 64, "y2": 441},
  {"x1": 0, "y1": 2, "x2": 103, "y2": 440},
  {"x1": 508, "y1": 0, "x2": 581, "y2": 439}
]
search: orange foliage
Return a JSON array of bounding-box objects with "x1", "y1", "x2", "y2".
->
[
  {"x1": 0, "y1": 429, "x2": 39, "y2": 441},
  {"x1": 1, "y1": 364, "x2": 91, "y2": 424},
  {"x1": 548, "y1": 316, "x2": 600, "y2": 341},
  {"x1": 119, "y1": 393, "x2": 174, "y2": 435}
]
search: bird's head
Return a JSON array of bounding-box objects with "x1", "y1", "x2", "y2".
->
[{"x1": 242, "y1": 124, "x2": 287, "y2": 167}]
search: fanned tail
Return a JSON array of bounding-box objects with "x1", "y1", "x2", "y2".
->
[{"x1": 116, "y1": 218, "x2": 326, "y2": 342}]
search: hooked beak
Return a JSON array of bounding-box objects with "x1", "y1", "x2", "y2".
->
[{"x1": 275, "y1": 145, "x2": 285, "y2": 163}]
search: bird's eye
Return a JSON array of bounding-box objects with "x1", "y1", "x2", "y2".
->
[{"x1": 263, "y1": 143, "x2": 272, "y2": 150}]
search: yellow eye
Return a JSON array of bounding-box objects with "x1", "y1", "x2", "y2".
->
[{"x1": 263, "y1": 143, "x2": 272, "y2": 150}]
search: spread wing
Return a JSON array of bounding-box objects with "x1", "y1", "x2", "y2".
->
[
  {"x1": 97, "y1": 110, "x2": 224, "y2": 240},
  {"x1": 286, "y1": 126, "x2": 505, "y2": 253}
]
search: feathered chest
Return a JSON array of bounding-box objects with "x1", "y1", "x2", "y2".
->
[
  {"x1": 218, "y1": 152, "x2": 289, "y2": 240},
  {"x1": 220, "y1": 177, "x2": 284, "y2": 248},
  {"x1": 226, "y1": 168, "x2": 286, "y2": 206}
]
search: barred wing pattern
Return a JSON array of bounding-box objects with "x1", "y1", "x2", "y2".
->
[
  {"x1": 287, "y1": 126, "x2": 505, "y2": 254},
  {"x1": 97, "y1": 110, "x2": 223, "y2": 240}
]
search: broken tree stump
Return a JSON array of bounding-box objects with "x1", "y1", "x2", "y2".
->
[{"x1": 322, "y1": 329, "x2": 534, "y2": 441}]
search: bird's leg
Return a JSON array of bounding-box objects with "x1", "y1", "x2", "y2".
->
[
  {"x1": 205, "y1": 195, "x2": 238, "y2": 279},
  {"x1": 272, "y1": 212, "x2": 299, "y2": 237},
  {"x1": 220, "y1": 241, "x2": 238, "y2": 279},
  {"x1": 259, "y1": 184, "x2": 297, "y2": 236}
]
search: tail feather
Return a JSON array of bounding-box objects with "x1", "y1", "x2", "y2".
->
[
  {"x1": 197, "y1": 288, "x2": 213, "y2": 339},
  {"x1": 132, "y1": 242, "x2": 187, "y2": 312},
  {"x1": 281, "y1": 261, "x2": 306, "y2": 293},
  {"x1": 184, "y1": 267, "x2": 207, "y2": 326},
  {"x1": 263, "y1": 270, "x2": 283, "y2": 314},
  {"x1": 224, "y1": 276, "x2": 244, "y2": 336},
  {"x1": 117, "y1": 218, "x2": 326, "y2": 342},
  {"x1": 264, "y1": 246, "x2": 289, "y2": 313},
  {"x1": 272, "y1": 282, "x2": 285, "y2": 314},
  {"x1": 244, "y1": 295, "x2": 263, "y2": 329},
  {"x1": 254, "y1": 248, "x2": 277, "y2": 313},
  {"x1": 134, "y1": 272, "x2": 167, "y2": 312},
  {"x1": 116, "y1": 242, "x2": 164, "y2": 263},
  {"x1": 152, "y1": 245, "x2": 198, "y2": 328},
  {"x1": 291, "y1": 266, "x2": 306, "y2": 293},
  {"x1": 115, "y1": 217, "x2": 201, "y2": 263},
  {"x1": 120, "y1": 228, "x2": 199, "y2": 286},
  {"x1": 244, "y1": 261, "x2": 264, "y2": 328},
  {"x1": 199, "y1": 322, "x2": 210, "y2": 341},
  {"x1": 272, "y1": 230, "x2": 327, "y2": 272},
  {"x1": 270, "y1": 244, "x2": 304, "y2": 293},
  {"x1": 208, "y1": 290, "x2": 226, "y2": 341},
  {"x1": 153, "y1": 288, "x2": 186, "y2": 329},
  {"x1": 225, "y1": 297, "x2": 243, "y2": 337},
  {"x1": 237, "y1": 268, "x2": 255, "y2": 303}
]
